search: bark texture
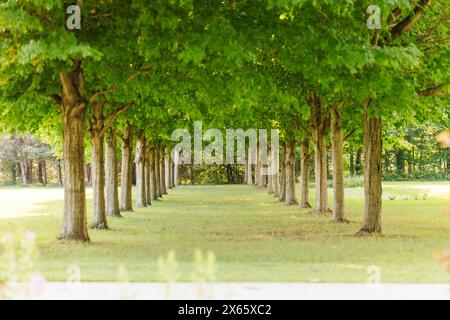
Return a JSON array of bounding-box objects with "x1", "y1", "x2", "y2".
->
[
  {"x1": 356, "y1": 148, "x2": 363, "y2": 176},
  {"x1": 149, "y1": 149, "x2": 157, "y2": 201},
  {"x1": 272, "y1": 146, "x2": 280, "y2": 198},
  {"x1": 247, "y1": 148, "x2": 254, "y2": 185},
  {"x1": 173, "y1": 150, "x2": 179, "y2": 187},
  {"x1": 279, "y1": 144, "x2": 286, "y2": 202},
  {"x1": 120, "y1": 125, "x2": 133, "y2": 212},
  {"x1": 105, "y1": 129, "x2": 121, "y2": 218},
  {"x1": 331, "y1": 103, "x2": 346, "y2": 222},
  {"x1": 19, "y1": 160, "x2": 28, "y2": 185},
  {"x1": 255, "y1": 148, "x2": 263, "y2": 187},
  {"x1": 165, "y1": 148, "x2": 171, "y2": 190},
  {"x1": 59, "y1": 64, "x2": 89, "y2": 241},
  {"x1": 38, "y1": 160, "x2": 47, "y2": 186},
  {"x1": 256, "y1": 146, "x2": 266, "y2": 188},
  {"x1": 145, "y1": 148, "x2": 152, "y2": 206},
  {"x1": 56, "y1": 159, "x2": 63, "y2": 187},
  {"x1": 88, "y1": 101, "x2": 110, "y2": 230},
  {"x1": 155, "y1": 148, "x2": 162, "y2": 197},
  {"x1": 267, "y1": 148, "x2": 274, "y2": 194},
  {"x1": 135, "y1": 137, "x2": 146, "y2": 208},
  {"x1": 285, "y1": 141, "x2": 297, "y2": 205},
  {"x1": 85, "y1": 164, "x2": 92, "y2": 187},
  {"x1": 169, "y1": 153, "x2": 175, "y2": 188},
  {"x1": 90, "y1": 133, "x2": 108, "y2": 229},
  {"x1": 360, "y1": 100, "x2": 383, "y2": 234},
  {"x1": 160, "y1": 147, "x2": 168, "y2": 195},
  {"x1": 310, "y1": 94, "x2": 330, "y2": 214},
  {"x1": 26, "y1": 160, "x2": 33, "y2": 184},
  {"x1": 300, "y1": 138, "x2": 312, "y2": 209}
]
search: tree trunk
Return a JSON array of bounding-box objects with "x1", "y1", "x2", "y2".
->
[
  {"x1": 447, "y1": 150, "x2": 450, "y2": 173},
  {"x1": 285, "y1": 140, "x2": 297, "y2": 205},
  {"x1": 356, "y1": 148, "x2": 363, "y2": 176},
  {"x1": 411, "y1": 148, "x2": 416, "y2": 174},
  {"x1": 255, "y1": 147, "x2": 264, "y2": 188},
  {"x1": 160, "y1": 147, "x2": 168, "y2": 195},
  {"x1": 310, "y1": 95, "x2": 330, "y2": 214},
  {"x1": 350, "y1": 152, "x2": 355, "y2": 176},
  {"x1": 85, "y1": 164, "x2": 92, "y2": 187},
  {"x1": 173, "y1": 150, "x2": 179, "y2": 187},
  {"x1": 120, "y1": 125, "x2": 133, "y2": 212},
  {"x1": 313, "y1": 140, "x2": 329, "y2": 213},
  {"x1": 247, "y1": 148, "x2": 254, "y2": 185},
  {"x1": 59, "y1": 66, "x2": 89, "y2": 242},
  {"x1": 300, "y1": 138, "x2": 312, "y2": 208},
  {"x1": 90, "y1": 133, "x2": 108, "y2": 229},
  {"x1": 279, "y1": 144, "x2": 286, "y2": 202},
  {"x1": 36, "y1": 160, "x2": 47, "y2": 186},
  {"x1": 105, "y1": 130, "x2": 121, "y2": 218},
  {"x1": 135, "y1": 137, "x2": 146, "y2": 208},
  {"x1": 267, "y1": 148, "x2": 274, "y2": 194},
  {"x1": 190, "y1": 164, "x2": 196, "y2": 186},
  {"x1": 268, "y1": 172, "x2": 274, "y2": 194},
  {"x1": 155, "y1": 148, "x2": 162, "y2": 196},
  {"x1": 145, "y1": 148, "x2": 151, "y2": 206},
  {"x1": 16, "y1": 162, "x2": 21, "y2": 183},
  {"x1": 26, "y1": 160, "x2": 33, "y2": 184},
  {"x1": 169, "y1": 153, "x2": 175, "y2": 188},
  {"x1": 165, "y1": 148, "x2": 171, "y2": 190},
  {"x1": 244, "y1": 159, "x2": 249, "y2": 184},
  {"x1": 360, "y1": 100, "x2": 383, "y2": 234},
  {"x1": 10, "y1": 163, "x2": 17, "y2": 184},
  {"x1": 331, "y1": 103, "x2": 346, "y2": 222},
  {"x1": 86, "y1": 164, "x2": 92, "y2": 186},
  {"x1": 272, "y1": 146, "x2": 280, "y2": 198},
  {"x1": 150, "y1": 149, "x2": 158, "y2": 201},
  {"x1": 38, "y1": 161, "x2": 44, "y2": 185},
  {"x1": 56, "y1": 159, "x2": 63, "y2": 187},
  {"x1": 38, "y1": 160, "x2": 47, "y2": 186},
  {"x1": 395, "y1": 149, "x2": 405, "y2": 175},
  {"x1": 41, "y1": 160, "x2": 47, "y2": 186},
  {"x1": 19, "y1": 160, "x2": 28, "y2": 185}
]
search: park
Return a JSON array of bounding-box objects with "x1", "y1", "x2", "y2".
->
[{"x1": 0, "y1": 1, "x2": 448, "y2": 300}]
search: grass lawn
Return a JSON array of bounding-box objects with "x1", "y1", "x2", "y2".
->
[{"x1": 0, "y1": 182, "x2": 449, "y2": 283}]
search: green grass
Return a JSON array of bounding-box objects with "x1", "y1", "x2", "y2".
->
[{"x1": 0, "y1": 182, "x2": 449, "y2": 283}]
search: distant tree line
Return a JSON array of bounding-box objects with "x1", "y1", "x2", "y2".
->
[{"x1": 0, "y1": 133, "x2": 62, "y2": 186}]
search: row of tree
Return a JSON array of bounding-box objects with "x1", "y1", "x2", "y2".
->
[{"x1": 0, "y1": 1, "x2": 448, "y2": 242}]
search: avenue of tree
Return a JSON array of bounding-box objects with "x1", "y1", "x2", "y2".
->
[{"x1": 0, "y1": 1, "x2": 448, "y2": 242}]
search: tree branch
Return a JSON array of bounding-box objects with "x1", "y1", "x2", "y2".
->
[
  {"x1": 387, "y1": 7, "x2": 403, "y2": 28},
  {"x1": 391, "y1": 0, "x2": 431, "y2": 41},
  {"x1": 418, "y1": 85, "x2": 449, "y2": 97},
  {"x1": 345, "y1": 128, "x2": 357, "y2": 141},
  {"x1": 88, "y1": 66, "x2": 151, "y2": 104},
  {"x1": 297, "y1": 121, "x2": 312, "y2": 138},
  {"x1": 100, "y1": 102, "x2": 133, "y2": 136}
]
